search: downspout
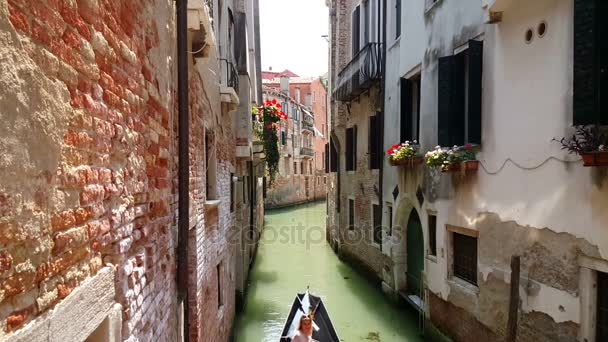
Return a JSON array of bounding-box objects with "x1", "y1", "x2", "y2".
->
[
  {"x1": 176, "y1": 0, "x2": 190, "y2": 341},
  {"x1": 253, "y1": 0, "x2": 263, "y2": 105},
  {"x1": 378, "y1": 0, "x2": 387, "y2": 244}
]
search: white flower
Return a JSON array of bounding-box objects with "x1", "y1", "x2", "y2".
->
[{"x1": 599, "y1": 145, "x2": 606, "y2": 151}]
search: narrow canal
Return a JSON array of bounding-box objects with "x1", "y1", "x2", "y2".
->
[{"x1": 234, "y1": 201, "x2": 424, "y2": 341}]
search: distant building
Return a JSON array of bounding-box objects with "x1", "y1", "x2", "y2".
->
[{"x1": 262, "y1": 73, "x2": 328, "y2": 208}]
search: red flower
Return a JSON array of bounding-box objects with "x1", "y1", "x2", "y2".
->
[
  {"x1": 276, "y1": 103, "x2": 282, "y2": 108},
  {"x1": 465, "y1": 143, "x2": 472, "y2": 149},
  {"x1": 272, "y1": 99, "x2": 277, "y2": 104}
]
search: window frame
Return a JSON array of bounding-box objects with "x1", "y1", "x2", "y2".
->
[
  {"x1": 348, "y1": 197, "x2": 355, "y2": 231},
  {"x1": 371, "y1": 201, "x2": 382, "y2": 249},
  {"x1": 447, "y1": 225, "x2": 479, "y2": 287},
  {"x1": 427, "y1": 213, "x2": 437, "y2": 258}
]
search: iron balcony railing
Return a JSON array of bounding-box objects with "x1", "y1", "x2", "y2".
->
[
  {"x1": 300, "y1": 147, "x2": 314, "y2": 157},
  {"x1": 220, "y1": 58, "x2": 239, "y2": 90},
  {"x1": 334, "y1": 43, "x2": 384, "y2": 102}
]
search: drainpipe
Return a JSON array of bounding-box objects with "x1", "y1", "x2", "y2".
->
[
  {"x1": 378, "y1": 0, "x2": 387, "y2": 245},
  {"x1": 176, "y1": 0, "x2": 190, "y2": 341}
]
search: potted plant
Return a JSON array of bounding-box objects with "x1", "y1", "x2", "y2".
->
[
  {"x1": 252, "y1": 99, "x2": 288, "y2": 185},
  {"x1": 387, "y1": 141, "x2": 423, "y2": 167},
  {"x1": 555, "y1": 126, "x2": 608, "y2": 167},
  {"x1": 425, "y1": 144, "x2": 479, "y2": 173}
]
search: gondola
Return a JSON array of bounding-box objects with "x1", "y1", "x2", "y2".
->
[{"x1": 279, "y1": 290, "x2": 340, "y2": 342}]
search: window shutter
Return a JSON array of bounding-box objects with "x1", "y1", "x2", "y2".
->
[
  {"x1": 369, "y1": 115, "x2": 377, "y2": 169},
  {"x1": 352, "y1": 6, "x2": 361, "y2": 55},
  {"x1": 353, "y1": 125, "x2": 358, "y2": 170},
  {"x1": 345, "y1": 128, "x2": 353, "y2": 171},
  {"x1": 330, "y1": 139, "x2": 338, "y2": 172},
  {"x1": 467, "y1": 40, "x2": 483, "y2": 145},
  {"x1": 574, "y1": 0, "x2": 600, "y2": 125},
  {"x1": 395, "y1": 0, "x2": 401, "y2": 39},
  {"x1": 438, "y1": 56, "x2": 454, "y2": 147},
  {"x1": 400, "y1": 78, "x2": 413, "y2": 143},
  {"x1": 324, "y1": 143, "x2": 330, "y2": 173}
]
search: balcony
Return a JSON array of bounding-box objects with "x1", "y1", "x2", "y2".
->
[
  {"x1": 300, "y1": 147, "x2": 314, "y2": 158},
  {"x1": 220, "y1": 58, "x2": 239, "y2": 111},
  {"x1": 334, "y1": 43, "x2": 384, "y2": 102},
  {"x1": 302, "y1": 120, "x2": 314, "y2": 134}
]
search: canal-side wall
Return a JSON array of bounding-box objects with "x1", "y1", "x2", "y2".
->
[
  {"x1": 265, "y1": 174, "x2": 327, "y2": 209},
  {"x1": 383, "y1": 0, "x2": 608, "y2": 342}
]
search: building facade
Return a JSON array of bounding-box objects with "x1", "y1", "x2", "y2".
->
[
  {"x1": 263, "y1": 73, "x2": 328, "y2": 208},
  {"x1": 328, "y1": 0, "x2": 608, "y2": 341},
  {"x1": 0, "y1": 0, "x2": 262, "y2": 341}
]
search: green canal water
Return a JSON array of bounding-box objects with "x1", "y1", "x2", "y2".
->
[{"x1": 234, "y1": 201, "x2": 425, "y2": 342}]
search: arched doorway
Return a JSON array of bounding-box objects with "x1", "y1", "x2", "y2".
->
[{"x1": 406, "y1": 210, "x2": 424, "y2": 298}]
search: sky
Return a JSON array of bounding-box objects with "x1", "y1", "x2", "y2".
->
[{"x1": 259, "y1": 0, "x2": 329, "y2": 78}]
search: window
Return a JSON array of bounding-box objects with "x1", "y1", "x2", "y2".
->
[
  {"x1": 230, "y1": 173, "x2": 235, "y2": 212},
  {"x1": 573, "y1": 0, "x2": 608, "y2": 125},
  {"x1": 386, "y1": 204, "x2": 393, "y2": 236},
  {"x1": 263, "y1": 177, "x2": 267, "y2": 198},
  {"x1": 293, "y1": 161, "x2": 298, "y2": 175},
  {"x1": 428, "y1": 214, "x2": 437, "y2": 256},
  {"x1": 453, "y1": 233, "x2": 478, "y2": 285},
  {"x1": 438, "y1": 40, "x2": 483, "y2": 146},
  {"x1": 345, "y1": 126, "x2": 357, "y2": 171},
  {"x1": 205, "y1": 131, "x2": 218, "y2": 200},
  {"x1": 329, "y1": 138, "x2": 338, "y2": 172},
  {"x1": 242, "y1": 176, "x2": 248, "y2": 204},
  {"x1": 348, "y1": 198, "x2": 355, "y2": 230},
  {"x1": 395, "y1": 0, "x2": 401, "y2": 39},
  {"x1": 369, "y1": 113, "x2": 382, "y2": 169},
  {"x1": 217, "y1": 262, "x2": 223, "y2": 308},
  {"x1": 352, "y1": 5, "x2": 361, "y2": 55},
  {"x1": 281, "y1": 130, "x2": 287, "y2": 145},
  {"x1": 598, "y1": 271, "x2": 608, "y2": 341},
  {"x1": 362, "y1": 0, "x2": 369, "y2": 46},
  {"x1": 372, "y1": 204, "x2": 382, "y2": 248},
  {"x1": 401, "y1": 75, "x2": 421, "y2": 142}
]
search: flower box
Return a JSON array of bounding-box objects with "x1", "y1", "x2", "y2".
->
[
  {"x1": 390, "y1": 157, "x2": 424, "y2": 167},
  {"x1": 442, "y1": 160, "x2": 479, "y2": 173},
  {"x1": 581, "y1": 152, "x2": 608, "y2": 167}
]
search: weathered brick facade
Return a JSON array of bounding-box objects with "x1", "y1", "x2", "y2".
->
[{"x1": 0, "y1": 0, "x2": 262, "y2": 340}]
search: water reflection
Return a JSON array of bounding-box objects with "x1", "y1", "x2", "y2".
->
[{"x1": 234, "y1": 201, "x2": 424, "y2": 342}]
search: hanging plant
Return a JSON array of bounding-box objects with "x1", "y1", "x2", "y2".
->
[{"x1": 252, "y1": 99, "x2": 288, "y2": 185}]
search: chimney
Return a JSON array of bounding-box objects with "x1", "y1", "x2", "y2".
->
[{"x1": 280, "y1": 75, "x2": 290, "y2": 95}]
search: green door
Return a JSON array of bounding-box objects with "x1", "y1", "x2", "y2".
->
[{"x1": 406, "y1": 210, "x2": 424, "y2": 297}]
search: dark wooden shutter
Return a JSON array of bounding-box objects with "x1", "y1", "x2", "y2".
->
[
  {"x1": 400, "y1": 78, "x2": 413, "y2": 142},
  {"x1": 353, "y1": 125, "x2": 358, "y2": 170},
  {"x1": 262, "y1": 177, "x2": 267, "y2": 198},
  {"x1": 346, "y1": 127, "x2": 353, "y2": 171},
  {"x1": 395, "y1": 0, "x2": 401, "y2": 38},
  {"x1": 324, "y1": 143, "x2": 330, "y2": 173},
  {"x1": 352, "y1": 6, "x2": 360, "y2": 55},
  {"x1": 574, "y1": 0, "x2": 599, "y2": 125},
  {"x1": 369, "y1": 115, "x2": 380, "y2": 169},
  {"x1": 438, "y1": 55, "x2": 465, "y2": 147},
  {"x1": 598, "y1": 272, "x2": 608, "y2": 341},
  {"x1": 330, "y1": 139, "x2": 338, "y2": 172},
  {"x1": 601, "y1": 1, "x2": 608, "y2": 125},
  {"x1": 438, "y1": 56, "x2": 454, "y2": 147},
  {"x1": 467, "y1": 40, "x2": 483, "y2": 145},
  {"x1": 281, "y1": 131, "x2": 286, "y2": 145}
]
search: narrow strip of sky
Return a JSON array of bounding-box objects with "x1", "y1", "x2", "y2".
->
[{"x1": 259, "y1": 0, "x2": 329, "y2": 77}]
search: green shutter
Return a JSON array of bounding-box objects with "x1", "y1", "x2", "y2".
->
[
  {"x1": 574, "y1": 0, "x2": 600, "y2": 125},
  {"x1": 400, "y1": 78, "x2": 413, "y2": 142},
  {"x1": 467, "y1": 40, "x2": 483, "y2": 145},
  {"x1": 353, "y1": 125, "x2": 358, "y2": 170},
  {"x1": 438, "y1": 56, "x2": 454, "y2": 147}
]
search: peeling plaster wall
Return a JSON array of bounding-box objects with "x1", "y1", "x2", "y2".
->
[{"x1": 383, "y1": 0, "x2": 608, "y2": 341}]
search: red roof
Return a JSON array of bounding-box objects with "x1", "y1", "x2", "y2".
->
[{"x1": 261, "y1": 69, "x2": 299, "y2": 80}]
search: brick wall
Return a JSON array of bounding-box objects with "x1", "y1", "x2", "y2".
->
[
  {"x1": 0, "y1": 0, "x2": 241, "y2": 341},
  {"x1": 0, "y1": 0, "x2": 179, "y2": 339}
]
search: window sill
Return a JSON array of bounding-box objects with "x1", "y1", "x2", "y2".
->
[
  {"x1": 426, "y1": 254, "x2": 438, "y2": 263},
  {"x1": 371, "y1": 242, "x2": 382, "y2": 250},
  {"x1": 447, "y1": 276, "x2": 479, "y2": 296},
  {"x1": 204, "y1": 200, "x2": 222, "y2": 208}
]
